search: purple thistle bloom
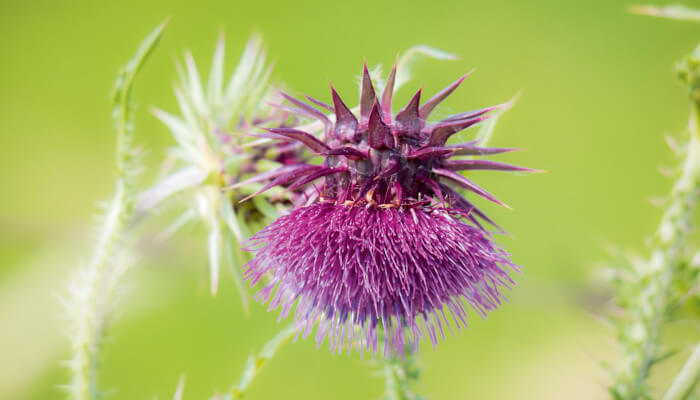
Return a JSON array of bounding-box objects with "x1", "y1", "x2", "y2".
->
[{"x1": 239, "y1": 64, "x2": 534, "y2": 357}]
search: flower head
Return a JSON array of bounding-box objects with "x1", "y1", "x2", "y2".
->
[
  {"x1": 240, "y1": 63, "x2": 534, "y2": 356},
  {"x1": 139, "y1": 34, "x2": 304, "y2": 298}
]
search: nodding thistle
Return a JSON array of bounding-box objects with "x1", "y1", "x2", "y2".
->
[{"x1": 238, "y1": 64, "x2": 535, "y2": 357}]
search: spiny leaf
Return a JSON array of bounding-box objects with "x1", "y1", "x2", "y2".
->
[{"x1": 223, "y1": 229, "x2": 249, "y2": 314}]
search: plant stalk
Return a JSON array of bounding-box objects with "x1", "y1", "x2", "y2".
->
[
  {"x1": 66, "y1": 21, "x2": 166, "y2": 400},
  {"x1": 612, "y1": 100, "x2": 700, "y2": 399},
  {"x1": 663, "y1": 343, "x2": 700, "y2": 400}
]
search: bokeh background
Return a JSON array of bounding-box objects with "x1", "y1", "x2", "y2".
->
[{"x1": 2, "y1": 0, "x2": 700, "y2": 399}]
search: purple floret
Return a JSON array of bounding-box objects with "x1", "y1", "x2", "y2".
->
[{"x1": 245, "y1": 203, "x2": 517, "y2": 357}]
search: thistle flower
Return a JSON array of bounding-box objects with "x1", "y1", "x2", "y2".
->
[{"x1": 239, "y1": 64, "x2": 534, "y2": 357}]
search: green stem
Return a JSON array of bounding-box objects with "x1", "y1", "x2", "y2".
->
[
  {"x1": 612, "y1": 102, "x2": 700, "y2": 400},
  {"x1": 66, "y1": 21, "x2": 166, "y2": 400},
  {"x1": 383, "y1": 349, "x2": 422, "y2": 400},
  {"x1": 663, "y1": 343, "x2": 700, "y2": 400}
]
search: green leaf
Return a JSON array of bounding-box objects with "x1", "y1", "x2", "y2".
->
[
  {"x1": 220, "y1": 194, "x2": 245, "y2": 242},
  {"x1": 223, "y1": 229, "x2": 249, "y2": 314},
  {"x1": 207, "y1": 220, "x2": 222, "y2": 295},
  {"x1": 236, "y1": 204, "x2": 252, "y2": 240},
  {"x1": 111, "y1": 18, "x2": 168, "y2": 109},
  {"x1": 252, "y1": 196, "x2": 279, "y2": 220}
]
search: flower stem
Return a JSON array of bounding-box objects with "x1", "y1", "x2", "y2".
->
[
  {"x1": 383, "y1": 350, "x2": 422, "y2": 400},
  {"x1": 66, "y1": 21, "x2": 166, "y2": 400},
  {"x1": 663, "y1": 343, "x2": 700, "y2": 400},
  {"x1": 611, "y1": 99, "x2": 700, "y2": 399}
]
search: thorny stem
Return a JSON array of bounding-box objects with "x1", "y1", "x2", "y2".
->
[
  {"x1": 66, "y1": 21, "x2": 166, "y2": 400},
  {"x1": 663, "y1": 343, "x2": 700, "y2": 400},
  {"x1": 611, "y1": 99, "x2": 700, "y2": 398}
]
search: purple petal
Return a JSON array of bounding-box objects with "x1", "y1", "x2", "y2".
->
[{"x1": 243, "y1": 204, "x2": 517, "y2": 357}]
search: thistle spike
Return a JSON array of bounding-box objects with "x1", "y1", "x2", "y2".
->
[
  {"x1": 447, "y1": 143, "x2": 520, "y2": 156},
  {"x1": 264, "y1": 128, "x2": 330, "y2": 153},
  {"x1": 331, "y1": 86, "x2": 359, "y2": 141},
  {"x1": 381, "y1": 63, "x2": 398, "y2": 122},
  {"x1": 407, "y1": 146, "x2": 455, "y2": 160},
  {"x1": 433, "y1": 167, "x2": 509, "y2": 208},
  {"x1": 360, "y1": 62, "x2": 377, "y2": 125},
  {"x1": 395, "y1": 88, "x2": 422, "y2": 138},
  {"x1": 324, "y1": 146, "x2": 368, "y2": 160},
  {"x1": 368, "y1": 102, "x2": 394, "y2": 149},
  {"x1": 442, "y1": 103, "x2": 506, "y2": 123},
  {"x1": 419, "y1": 73, "x2": 468, "y2": 120},
  {"x1": 280, "y1": 92, "x2": 330, "y2": 124},
  {"x1": 304, "y1": 94, "x2": 334, "y2": 111},
  {"x1": 442, "y1": 159, "x2": 538, "y2": 172},
  {"x1": 427, "y1": 115, "x2": 490, "y2": 146}
]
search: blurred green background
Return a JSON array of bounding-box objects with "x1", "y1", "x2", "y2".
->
[{"x1": 2, "y1": 0, "x2": 699, "y2": 399}]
